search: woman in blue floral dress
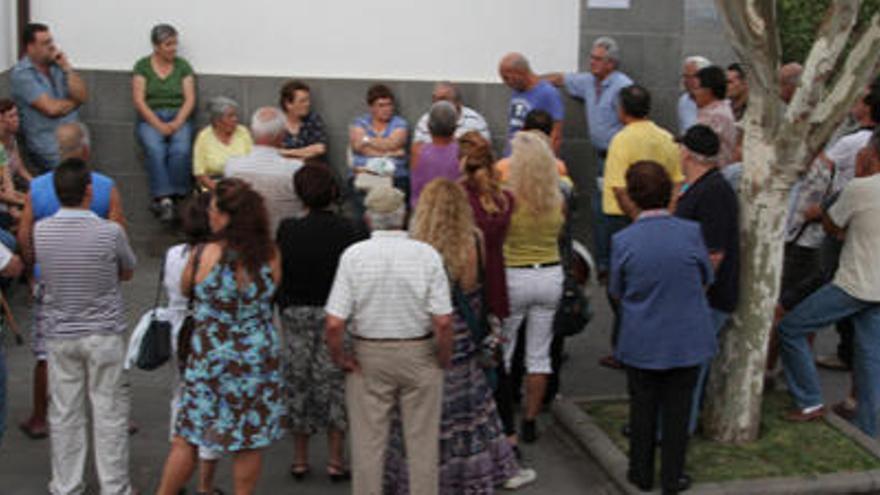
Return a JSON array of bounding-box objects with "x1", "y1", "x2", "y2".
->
[{"x1": 157, "y1": 178, "x2": 284, "y2": 495}]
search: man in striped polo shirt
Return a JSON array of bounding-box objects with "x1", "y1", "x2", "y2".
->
[{"x1": 35, "y1": 158, "x2": 136, "y2": 495}]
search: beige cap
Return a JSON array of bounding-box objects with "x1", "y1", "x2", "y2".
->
[{"x1": 364, "y1": 185, "x2": 405, "y2": 214}]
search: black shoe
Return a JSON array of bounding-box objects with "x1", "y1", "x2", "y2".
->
[
  {"x1": 521, "y1": 419, "x2": 537, "y2": 443},
  {"x1": 626, "y1": 470, "x2": 652, "y2": 492},
  {"x1": 621, "y1": 424, "x2": 631, "y2": 438},
  {"x1": 512, "y1": 445, "x2": 523, "y2": 461},
  {"x1": 662, "y1": 473, "x2": 692, "y2": 494}
]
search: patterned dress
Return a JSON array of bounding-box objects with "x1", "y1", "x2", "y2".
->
[
  {"x1": 383, "y1": 289, "x2": 519, "y2": 494},
  {"x1": 175, "y1": 257, "x2": 285, "y2": 452}
]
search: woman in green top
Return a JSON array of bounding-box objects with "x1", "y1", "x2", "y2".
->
[{"x1": 132, "y1": 23, "x2": 196, "y2": 222}]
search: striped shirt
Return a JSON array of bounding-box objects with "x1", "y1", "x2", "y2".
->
[
  {"x1": 325, "y1": 230, "x2": 452, "y2": 339},
  {"x1": 34, "y1": 209, "x2": 136, "y2": 339}
]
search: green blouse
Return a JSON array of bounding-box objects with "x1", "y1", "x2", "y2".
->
[{"x1": 133, "y1": 56, "x2": 194, "y2": 110}]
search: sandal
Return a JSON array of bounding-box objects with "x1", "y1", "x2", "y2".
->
[
  {"x1": 290, "y1": 463, "x2": 311, "y2": 481},
  {"x1": 327, "y1": 462, "x2": 351, "y2": 482},
  {"x1": 19, "y1": 421, "x2": 49, "y2": 440}
]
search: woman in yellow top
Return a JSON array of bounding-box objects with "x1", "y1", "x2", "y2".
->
[
  {"x1": 502, "y1": 131, "x2": 564, "y2": 444},
  {"x1": 192, "y1": 96, "x2": 253, "y2": 191}
]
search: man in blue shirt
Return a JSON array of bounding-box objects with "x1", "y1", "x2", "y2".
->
[
  {"x1": 677, "y1": 56, "x2": 712, "y2": 134},
  {"x1": 544, "y1": 36, "x2": 632, "y2": 279},
  {"x1": 11, "y1": 23, "x2": 88, "y2": 171},
  {"x1": 498, "y1": 53, "x2": 564, "y2": 155}
]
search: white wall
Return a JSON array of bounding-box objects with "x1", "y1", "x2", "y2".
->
[
  {"x1": 0, "y1": 0, "x2": 16, "y2": 71},
  {"x1": 32, "y1": 0, "x2": 580, "y2": 82}
]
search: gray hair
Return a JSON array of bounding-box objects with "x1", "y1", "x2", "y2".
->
[
  {"x1": 366, "y1": 206, "x2": 406, "y2": 231},
  {"x1": 150, "y1": 23, "x2": 177, "y2": 46},
  {"x1": 207, "y1": 96, "x2": 239, "y2": 124},
  {"x1": 427, "y1": 101, "x2": 458, "y2": 138},
  {"x1": 684, "y1": 55, "x2": 712, "y2": 71},
  {"x1": 592, "y1": 37, "x2": 621, "y2": 65},
  {"x1": 250, "y1": 106, "x2": 286, "y2": 141},
  {"x1": 57, "y1": 122, "x2": 90, "y2": 158},
  {"x1": 434, "y1": 82, "x2": 462, "y2": 103},
  {"x1": 502, "y1": 53, "x2": 531, "y2": 72}
]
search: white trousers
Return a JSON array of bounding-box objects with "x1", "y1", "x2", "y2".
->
[
  {"x1": 47, "y1": 334, "x2": 131, "y2": 495},
  {"x1": 503, "y1": 266, "x2": 563, "y2": 374}
]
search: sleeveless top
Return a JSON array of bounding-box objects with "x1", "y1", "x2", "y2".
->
[{"x1": 31, "y1": 171, "x2": 113, "y2": 221}]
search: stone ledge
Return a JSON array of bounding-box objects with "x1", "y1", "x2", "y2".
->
[{"x1": 552, "y1": 395, "x2": 880, "y2": 495}]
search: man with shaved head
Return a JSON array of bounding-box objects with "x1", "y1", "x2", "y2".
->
[{"x1": 498, "y1": 52, "x2": 563, "y2": 154}]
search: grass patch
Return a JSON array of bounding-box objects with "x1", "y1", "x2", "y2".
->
[{"x1": 581, "y1": 391, "x2": 880, "y2": 482}]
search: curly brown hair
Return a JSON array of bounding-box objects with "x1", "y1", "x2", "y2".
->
[{"x1": 213, "y1": 178, "x2": 274, "y2": 278}]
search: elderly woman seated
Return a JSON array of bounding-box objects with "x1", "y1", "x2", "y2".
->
[
  {"x1": 192, "y1": 96, "x2": 253, "y2": 191},
  {"x1": 409, "y1": 101, "x2": 459, "y2": 208},
  {"x1": 278, "y1": 80, "x2": 328, "y2": 160},
  {"x1": 348, "y1": 84, "x2": 409, "y2": 192}
]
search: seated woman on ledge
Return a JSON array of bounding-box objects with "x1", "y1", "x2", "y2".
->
[
  {"x1": 192, "y1": 96, "x2": 253, "y2": 192},
  {"x1": 132, "y1": 23, "x2": 195, "y2": 222},
  {"x1": 348, "y1": 84, "x2": 409, "y2": 192},
  {"x1": 279, "y1": 80, "x2": 327, "y2": 160}
]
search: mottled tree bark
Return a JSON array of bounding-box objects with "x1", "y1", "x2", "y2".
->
[{"x1": 703, "y1": 0, "x2": 880, "y2": 443}]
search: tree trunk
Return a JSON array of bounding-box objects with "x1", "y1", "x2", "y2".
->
[{"x1": 703, "y1": 133, "x2": 792, "y2": 443}]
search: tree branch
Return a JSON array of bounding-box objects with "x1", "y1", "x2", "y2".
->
[
  {"x1": 715, "y1": 0, "x2": 782, "y2": 133},
  {"x1": 785, "y1": 0, "x2": 859, "y2": 127},
  {"x1": 804, "y1": 12, "x2": 880, "y2": 160}
]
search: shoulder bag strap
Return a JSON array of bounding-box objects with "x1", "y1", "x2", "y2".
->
[{"x1": 150, "y1": 252, "x2": 167, "y2": 318}]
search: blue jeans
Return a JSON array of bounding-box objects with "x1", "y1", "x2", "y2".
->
[
  {"x1": 778, "y1": 283, "x2": 880, "y2": 436},
  {"x1": 593, "y1": 156, "x2": 610, "y2": 272},
  {"x1": 136, "y1": 109, "x2": 193, "y2": 199},
  {"x1": 688, "y1": 309, "x2": 730, "y2": 434},
  {"x1": 0, "y1": 227, "x2": 16, "y2": 252}
]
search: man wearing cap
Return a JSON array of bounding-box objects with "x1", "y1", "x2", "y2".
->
[
  {"x1": 324, "y1": 185, "x2": 453, "y2": 495},
  {"x1": 674, "y1": 124, "x2": 740, "y2": 433}
]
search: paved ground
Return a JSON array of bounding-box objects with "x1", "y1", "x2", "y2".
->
[{"x1": 0, "y1": 232, "x2": 853, "y2": 494}]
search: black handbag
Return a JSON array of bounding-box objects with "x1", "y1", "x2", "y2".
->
[
  {"x1": 136, "y1": 254, "x2": 172, "y2": 371},
  {"x1": 553, "y1": 199, "x2": 593, "y2": 338},
  {"x1": 177, "y1": 244, "x2": 204, "y2": 373}
]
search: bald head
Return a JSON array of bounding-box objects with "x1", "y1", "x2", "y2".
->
[
  {"x1": 499, "y1": 52, "x2": 534, "y2": 91},
  {"x1": 56, "y1": 122, "x2": 90, "y2": 161},
  {"x1": 779, "y1": 63, "x2": 803, "y2": 103}
]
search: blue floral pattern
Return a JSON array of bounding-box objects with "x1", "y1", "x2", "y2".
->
[{"x1": 175, "y1": 260, "x2": 284, "y2": 452}]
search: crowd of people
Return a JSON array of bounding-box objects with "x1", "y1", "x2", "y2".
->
[{"x1": 0, "y1": 19, "x2": 880, "y2": 495}]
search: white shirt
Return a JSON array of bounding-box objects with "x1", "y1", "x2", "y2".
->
[
  {"x1": 677, "y1": 93, "x2": 698, "y2": 134},
  {"x1": 827, "y1": 129, "x2": 873, "y2": 195},
  {"x1": 325, "y1": 230, "x2": 453, "y2": 339},
  {"x1": 412, "y1": 105, "x2": 491, "y2": 144},
  {"x1": 225, "y1": 145, "x2": 304, "y2": 236},
  {"x1": 829, "y1": 174, "x2": 880, "y2": 301}
]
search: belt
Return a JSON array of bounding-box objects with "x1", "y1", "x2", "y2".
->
[
  {"x1": 596, "y1": 149, "x2": 608, "y2": 159},
  {"x1": 354, "y1": 333, "x2": 433, "y2": 342},
  {"x1": 510, "y1": 261, "x2": 561, "y2": 269}
]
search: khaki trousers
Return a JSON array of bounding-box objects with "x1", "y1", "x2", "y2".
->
[
  {"x1": 47, "y1": 334, "x2": 131, "y2": 495},
  {"x1": 346, "y1": 338, "x2": 443, "y2": 495}
]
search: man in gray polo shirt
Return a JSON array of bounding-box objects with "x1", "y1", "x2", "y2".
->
[
  {"x1": 35, "y1": 158, "x2": 136, "y2": 495},
  {"x1": 325, "y1": 185, "x2": 453, "y2": 495}
]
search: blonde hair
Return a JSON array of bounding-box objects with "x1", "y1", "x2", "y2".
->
[
  {"x1": 410, "y1": 179, "x2": 476, "y2": 283},
  {"x1": 508, "y1": 131, "x2": 562, "y2": 216}
]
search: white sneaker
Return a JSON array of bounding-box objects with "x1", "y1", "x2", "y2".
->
[{"x1": 502, "y1": 467, "x2": 537, "y2": 490}]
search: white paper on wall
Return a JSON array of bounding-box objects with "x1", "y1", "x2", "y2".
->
[{"x1": 587, "y1": 0, "x2": 630, "y2": 9}]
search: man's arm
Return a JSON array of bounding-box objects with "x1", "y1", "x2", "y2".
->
[
  {"x1": 821, "y1": 211, "x2": 846, "y2": 240},
  {"x1": 56, "y1": 52, "x2": 87, "y2": 105},
  {"x1": 550, "y1": 121, "x2": 563, "y2": 156},
  {"x1": 29, "y1": 94, "x2": 79, "y2": 118},
  {"x1": 108, "y1": 186, "x2": 127, "y2": 230},
  {"x1": 114, "y1": 226, "x2": 137, "y2": 282},
  {"x1": 325, "y1": 314, "x2": 359, "y2": 372},
  {"x1": 541, "y1": 72, "x2": 565, "y2": 87},
  {"x1": 432, "y1": 314, "x2": 454, "y2": 369}
]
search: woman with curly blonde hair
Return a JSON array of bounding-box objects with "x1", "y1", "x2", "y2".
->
[
  {"x1": 503, "y1": 131, "x2": 564, "y2": 444},
  {"x1": 383, "y1": 178, "x2": 536, "y2": 493}
]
